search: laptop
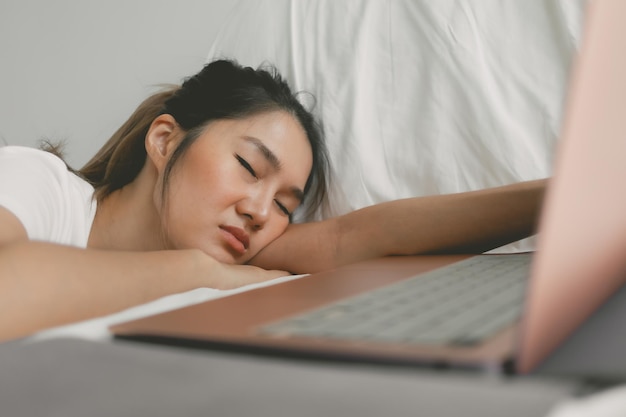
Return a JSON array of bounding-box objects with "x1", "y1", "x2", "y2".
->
[{"x1": 111, "y1": 0, "x2": 626, "y2": 375}]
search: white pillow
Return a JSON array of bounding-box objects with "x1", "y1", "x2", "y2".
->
[{"x1": 207, "y1": 0, "x2": 586, "y2": 252}]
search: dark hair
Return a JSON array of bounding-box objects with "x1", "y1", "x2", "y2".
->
[{"x1": 80, "y1": 59, "x2": 329, "y2": 219}]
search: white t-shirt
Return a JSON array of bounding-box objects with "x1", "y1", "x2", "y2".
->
[{"x1": 0, "y1": 146, "x2": 97, "y2": 248}]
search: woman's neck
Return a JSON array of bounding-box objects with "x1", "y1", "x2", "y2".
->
[{"x1": 87, "y1": 166, "x2": 166, "y2": 251}]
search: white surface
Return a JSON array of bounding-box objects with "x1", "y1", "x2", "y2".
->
[{"x1": 547, "y1": 386, "x2": 626, "y2": 417}]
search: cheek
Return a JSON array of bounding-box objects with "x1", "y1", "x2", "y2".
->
[
  {"x1": 156, "y1": 170, "x2": 210, "y2": 247},
  {"x1": 150, "y1": 171, "x2": 169, "y2": 237},
  {"x1": 247, "y1": 219, "x2": 290, "y2": 259}
]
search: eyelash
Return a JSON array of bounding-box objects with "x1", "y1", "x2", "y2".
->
[
  {"x1": 235, "y1": 154, "x2": 257, "y2": 178},
  {"x1": 275, "y1": 201, "x2": 291, "y2": 216},
  {"x1": 235, "y1": 154, "x2": 291, "y2": 217}
]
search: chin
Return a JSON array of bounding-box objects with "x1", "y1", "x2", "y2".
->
[
  {"x1": 194, "y1": 240, "x2": 257, "y2": 265},
  {"x1": 208, "y1": 248, "x2": 250, "y2": 265},
  {"x1": 211, "y1": 252, "x2": 238, "y2": 265}
]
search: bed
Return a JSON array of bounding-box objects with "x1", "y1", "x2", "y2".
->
[{"x1": 32, "y1": 0, "x2": 585, "y2": 341}]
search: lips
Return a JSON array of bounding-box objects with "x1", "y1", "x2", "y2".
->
[{"x1": 219, "y1": 225, "x2": 250, "y2": 254}]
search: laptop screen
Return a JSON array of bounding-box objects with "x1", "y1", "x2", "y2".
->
[{"x1": 517, "y1": 0, "x2": 626, "y2": 374}]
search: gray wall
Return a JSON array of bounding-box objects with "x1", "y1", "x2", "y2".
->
[{"x1": 0, "y1": 0, "x2": 235, "y2": 167}]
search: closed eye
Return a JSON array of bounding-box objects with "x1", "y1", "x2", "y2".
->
[
  {"x1": 236, "y1": 153, "x2": 293, "y2": 218},
  {"x1": 235, "y1": 154, "x2": 257, "y2": 178},
  {"x1": 275, "y1": 200, "x2": 291, "y2": 217}
]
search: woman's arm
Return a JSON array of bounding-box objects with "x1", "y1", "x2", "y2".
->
[
  {"x1": 0, "y1": 207, "x2": 286, "y2": 342},
  {"x1": 250, "y1": 179, "x2": 547, "y2": 273}
]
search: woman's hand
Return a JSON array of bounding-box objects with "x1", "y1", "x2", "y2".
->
[{"x1": 201, "y1": 254, "x2": 291, "y2": 290}]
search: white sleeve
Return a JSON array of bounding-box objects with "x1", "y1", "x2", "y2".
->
[{"x1": 0, "y1": 146, "x2": 95, "y2": 246}]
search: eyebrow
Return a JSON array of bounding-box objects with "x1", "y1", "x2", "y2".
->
[{"x1": 242, "y1": 135, "x2": 305, "y2": 202}]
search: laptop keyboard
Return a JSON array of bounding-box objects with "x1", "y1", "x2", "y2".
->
[{"x1": 260, "y1": 255, "x2": 531, "y2": 346}]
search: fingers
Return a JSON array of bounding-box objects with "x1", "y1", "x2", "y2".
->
[
  {"x1": 209, "y1": 264, "x2": 291, "y2": 290},
  {"x1": 266, "y1": 269, "x2": 291, "y2": 280}
]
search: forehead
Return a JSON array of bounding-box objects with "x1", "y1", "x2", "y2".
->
[{"x1": 202, "y1": 110, "x2": 313, "y2": 183}]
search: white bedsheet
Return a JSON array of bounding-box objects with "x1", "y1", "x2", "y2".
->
[{"x1": 208, "y1": 0, "x2": 586, "y2": 252}]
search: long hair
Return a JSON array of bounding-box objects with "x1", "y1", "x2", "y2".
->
[
  {"x1": 80, "y1": 87, "x2": 177, "y2": 201},
  {"x1": 78, "y1": 59, "x2": 329, "y2": 219}
]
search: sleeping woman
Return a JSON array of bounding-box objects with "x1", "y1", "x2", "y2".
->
[{"x1": 0, "y1": 59, "x2": 546, "y2": 341}]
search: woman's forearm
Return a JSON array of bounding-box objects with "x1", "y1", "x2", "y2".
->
[
  {"x1": 339, "y1": 179, "x2": 546, "y2": 257},
  {"x1": 252, "y1": 179, "x2": 547, "y2": 273},
  {"x1": 0, "y1": 240, "x2": 290, "y2": 341},
  {"x1": 0, "y1": 241, "x2": 206, "y2": 341}
]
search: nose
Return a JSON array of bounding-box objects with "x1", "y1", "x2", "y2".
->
[{"x1": 237, "y1": 192, "x2": 272, "y2": 231}]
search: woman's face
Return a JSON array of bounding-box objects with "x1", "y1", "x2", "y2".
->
[{"x1": 160, "y1": 110, "x2": 312, "y2": 264}]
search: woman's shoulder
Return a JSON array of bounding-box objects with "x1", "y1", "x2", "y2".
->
[
  {"x1": 0, "y1": 145, "x2": 92, "y2": 197},
  {"x1": 0, "y1": 145, "x2": 66, "y2": 167},
  {"x1": 0, "y1": 145, "x2": 76, "y2": 181},
  {"x1": 0, "y1": 145, "x2": 96, "y2": 247}
]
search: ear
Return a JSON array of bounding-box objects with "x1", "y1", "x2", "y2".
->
[{"x1": 145, "y1": 114, "x2": 180, "y2": 172}]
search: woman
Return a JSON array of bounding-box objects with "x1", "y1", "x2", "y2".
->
[{"x1": 0, "y1": 59, "x2": 545, "y2": 341}]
